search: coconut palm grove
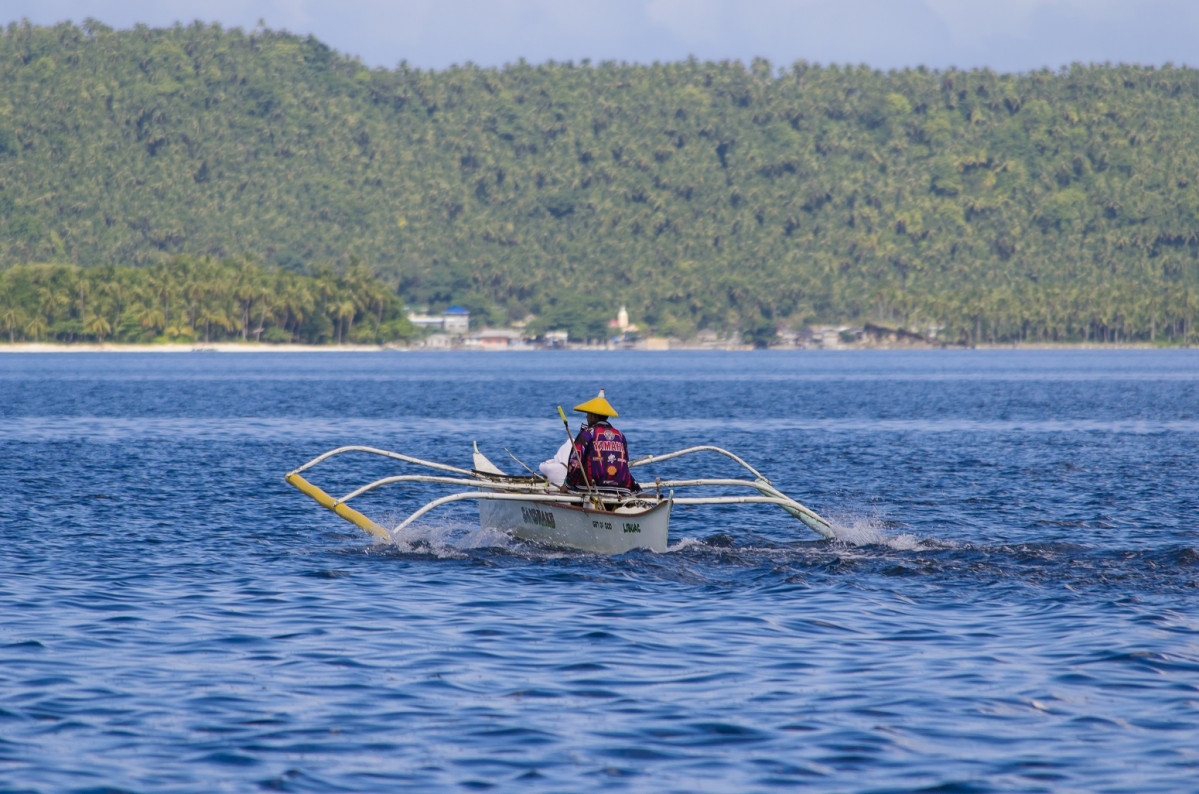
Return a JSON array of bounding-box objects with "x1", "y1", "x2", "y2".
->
[{"x1": 1, "y1": 20, "x2": 1198, "y2": 345}]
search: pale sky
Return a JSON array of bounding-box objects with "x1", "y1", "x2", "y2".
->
[{"x1": 4, "y1": 0, "x2": 1197, "y2": 73}]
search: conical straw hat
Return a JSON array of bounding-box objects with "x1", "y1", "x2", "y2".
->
[{"x1": 573, "y1": 388, "x2": 618, "y2": 417}]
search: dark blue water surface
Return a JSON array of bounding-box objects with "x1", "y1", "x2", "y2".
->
[{"x1": 2, "y1": 349, "x2": 1197, "y2": 793}]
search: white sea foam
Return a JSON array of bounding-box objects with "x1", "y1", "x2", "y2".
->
[
  {"x1": 383, "y1": 515, "x2": 513, "y2": 558},
  {"x1": 827, "y1": 512, "x2": 935, "y2": 551},
  {"x1": 380, "y1": 515, "x2": 591, "y2": 560},
  {"x1": 666, "y1": 535, "x2": 707, "y2": 553},
  {"x1": 828, "y1": 513, "x2": 891, "y2": 545}
]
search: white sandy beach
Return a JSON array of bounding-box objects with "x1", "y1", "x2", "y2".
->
[{"x1": 0, "y1": 340, "x2": 1174, "y2": 353}]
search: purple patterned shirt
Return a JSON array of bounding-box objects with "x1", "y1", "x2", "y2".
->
[{"x1": 565, "y1": 420, "x2": 639, "y2": 491}]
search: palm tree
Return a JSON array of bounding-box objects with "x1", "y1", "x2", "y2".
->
[
  {"x1": 38, "y1": 285, "x2": 70, "y2": 329},
  {"x1": 75, "y1": 278, "x2": 92, "y2": 337},
  {"x1": 334, "y1": 297, "x2": 356, "y2": 344},
  {"x1": 146, "y1": 264, "x2": 175, "y2": 336},
  {"x1": 138, "y1": 304, "x2": 166, "y2": 336},
  {"x1": 251, "y1": 285, "x2": 274, "y2": 342},
  {"x1": 233, "y1": 264, "x2": 265, "y2": 340},
  {"x1": 84, "y1": 311, "x2": 112, "y2": 342},
  {"x1": 1, "y1": 303, "x2": 26, "y2": 343},
  {"x1": 24, "y1": 315, "x2": 48, "y2": 341},
  {"x1": 197, "y1": 304, "x2": 234, "y2": 343}
]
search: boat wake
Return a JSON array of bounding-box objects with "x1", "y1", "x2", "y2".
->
[
  {"x1": 370, "y1": 508, "x2": 941, "y2": 560},
  {"x1": 375, "y1": 514, "x2": 585, "y2": 560},
  {"x1": 354, "y1": 514, "x2": 1198, "y2": 597}
]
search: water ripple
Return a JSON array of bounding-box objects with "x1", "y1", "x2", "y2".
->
[{"x1": 3, "y1": 351, "x2": 1199, "y2": 792}]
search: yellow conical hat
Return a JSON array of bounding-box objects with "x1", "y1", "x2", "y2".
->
[{"x1": 573, "y1": 388, "x2": 618, "y2": 417}]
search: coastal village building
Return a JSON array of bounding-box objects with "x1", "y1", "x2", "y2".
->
[
  {"x1": 407, "y1": 306, "x2": 470, "y2": 336},
  {"x1": 543, "y1": 330, "x2": 569, "y2": 348},
  {"x1": 606, "y1": 305, "x2": 639, "y2": 342},
  {"x1": 464, "y1": 329, "x2": 526, "y2": 349}
]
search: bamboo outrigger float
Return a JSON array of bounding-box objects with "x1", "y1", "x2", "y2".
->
[{"x1": 285, "y1": 443, "x2": 835, "y2": 553}]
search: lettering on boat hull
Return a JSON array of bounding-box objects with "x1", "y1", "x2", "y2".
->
[
  {"x1": 521, "y1": 506, "x2": 557, "y2": 529},
  {"x1": 480, "y1": 498, "x2": 672, "y2": 554},
  {"x1": 590, "y1": 518, "x2": 641, "y2": 534}
]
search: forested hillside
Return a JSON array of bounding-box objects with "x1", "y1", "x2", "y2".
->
[{"x1": 2, "y1": 19, "x2": 1198, "y2": 344}]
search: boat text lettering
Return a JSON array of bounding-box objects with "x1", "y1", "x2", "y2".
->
[
  {"x1": 623, "y1": 523, "x2": 641, "y2": 534},
  {"x1": 521, "y1": 506, "x2": 556, "y2": 529}
]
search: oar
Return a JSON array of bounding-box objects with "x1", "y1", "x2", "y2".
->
[{"x1": 557, "y1": 405, "x2": 596, "y2": 499}]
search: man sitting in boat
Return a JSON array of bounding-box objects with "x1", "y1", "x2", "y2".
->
[{"x1": 561, "y1": 389, "x2": 640, "y2": 492}]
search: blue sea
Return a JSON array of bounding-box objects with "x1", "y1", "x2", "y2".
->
[{"x1": 2, "y1": 349, "x2": 1197, "y2": 793}]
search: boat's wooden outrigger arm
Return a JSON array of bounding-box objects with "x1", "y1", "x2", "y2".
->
[
  {"x1": 630, "y1": 445, "x2": 768, "y2": 481},
  {"x1": 286, "y1": 447, "x2": 493, "y2": 541},
  {"x1": 632, "y1": 446, "x2": 837, "y2": 539},
  {"x1": 338, "y1": 473, "x2": 551, "y2": 503},
  {"x1": 657, "y1": 477, "x2": 834, "y2": 539},
  {"x1": 290, "y1": 445, "x2": 476, "y2": 477}
]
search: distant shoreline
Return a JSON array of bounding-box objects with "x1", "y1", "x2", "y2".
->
[
  {"x1": 0, "y1": 343, "x2": 393, "y2": 353},
  {"x1": 0, "y1": 341, "x2": 1179, "y2": 353}
]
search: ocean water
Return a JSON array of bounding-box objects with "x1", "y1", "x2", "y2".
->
[{"x1": 1, "y1": 349, "x2": 1197, "y2": 793}]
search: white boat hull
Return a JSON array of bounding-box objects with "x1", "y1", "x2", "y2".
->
[{"x1": 479, "y1": 496, "x2": 672, "y2": 554}]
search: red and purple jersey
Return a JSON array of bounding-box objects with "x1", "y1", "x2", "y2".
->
[{"x1": 565, "y1": 420, "x2": 639, "y2": 491}]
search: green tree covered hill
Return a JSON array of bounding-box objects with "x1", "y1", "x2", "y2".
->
[{"x1": 2, "y1": 20, "x2": 1198, "y2": 344}]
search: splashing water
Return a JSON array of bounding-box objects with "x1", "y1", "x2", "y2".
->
[
  {"x1": 823, "y1": 511, "x2": 922, "y2": 549},
  {"x1": 380, "y1": 513, "x2": 513, "y2": 558}
]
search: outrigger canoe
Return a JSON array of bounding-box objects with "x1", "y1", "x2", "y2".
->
[{"x1": 285, "y1": 444, "x2": 835, "y2": 554}]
